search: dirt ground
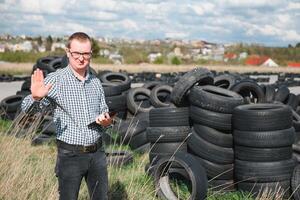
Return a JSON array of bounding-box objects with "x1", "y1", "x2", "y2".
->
[{"x1": 1, "y1": 62, "x2": 300, "y2": 74}]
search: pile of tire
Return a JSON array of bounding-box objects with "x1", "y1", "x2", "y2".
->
[
  {"x1": 99, "y1": 72, "x2": 132, "y2": 120},
  {"x1": 111, "y1": 82, "x2": 174, "y2": 152},
  {"x1": 187, "y1": 85, "x2": 244, "y2": 192},
  {"x1": 233, "y1": 103, "x2": 296, "y2": 198},
  {"x1": 146, "y1": 107, "x2": 190, "y2": 169},
  {"x1": 153, "y1": 152, "x2": 208, "y2": 200}
]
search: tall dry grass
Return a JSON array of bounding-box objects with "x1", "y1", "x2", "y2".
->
[
  {"x1": 0, "y1": 112, "x2": 158, "y2": 200},
  {"x1": 0, "y1": 111, "x2": 293, "y2": 200}
]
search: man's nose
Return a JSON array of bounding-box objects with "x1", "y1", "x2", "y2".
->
[{"x1": 78, "y1": 54, "x2": 84, "y2": 61}]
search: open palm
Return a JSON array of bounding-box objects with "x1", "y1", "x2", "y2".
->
[{"x1": 31, "y1": 69, "x2": 52, "y2": 100}]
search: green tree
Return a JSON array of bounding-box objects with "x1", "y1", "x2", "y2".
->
[
  {"x1": 45, "y1": 35, "x2": 53, "y2": 51},
  {"x1": 37, "y1": 36, "x2": 43, "y2": 46},
  {"x1": 153, "y1": 56, "x2": 164, "y2": 64},
  {"x1": 296, "y1": 43, "x2": 300, "y2": 48},
  {"x1": 171, "y1": 56, "x2": 181, "y2": 65},
  {"x1": 91, "y1": 38, "x2": 100, "y2": 57}
]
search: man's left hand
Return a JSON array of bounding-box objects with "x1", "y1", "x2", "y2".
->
[{"x1": 95, "y1": 112, "x2": 112, "y2": 127}]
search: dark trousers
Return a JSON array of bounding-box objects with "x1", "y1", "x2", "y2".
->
[{"x1": 55, "y1": 147, "x2": 108, "y2": 200}]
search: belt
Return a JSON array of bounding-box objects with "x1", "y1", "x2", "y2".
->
[{"x1": 56, "y1": 139, "x2": 102, "y2": 153}]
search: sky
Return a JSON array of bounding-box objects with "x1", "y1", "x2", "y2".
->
[{"x1": 0, "y1": 0, "x2": 300, "y2": 47}]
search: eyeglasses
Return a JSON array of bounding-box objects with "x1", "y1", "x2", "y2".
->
[{"x1": 69, "y1": 50, "x2": 92, "y2": 60}]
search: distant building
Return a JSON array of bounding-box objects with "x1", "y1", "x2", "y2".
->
[
  {"x1": 0, "y1": 44, "x2": 5, "y2": 52},
  {"x1": 100, "y1": 49, "x2": 110, "y2": 57},
  {"x1": 109, "y1": 53, "x2": 123, "y2": 64},
  {"x1": 245, "y1": 55, "x2": 269, "y2": 65},
  {"x1": 13, "y1": 41, "x2": 32, "y2": 52},
  {"x1": 38, "y1": 46, "x2": 46, "y2": 52},
  {"x1": 224, "y1": 53, "x2": 237, "y2": 62},
  {"x1": 174, "y1": 47, "x2": 183, "y2": 57},
  {"x1": 239, "y1": 52, "x2": 248, "y2": 60},
  {"x1": 245, "y1": 55, "x2": 278, "y2": 67},
  {"x1": 288, "y1": 62, "x2": 300, "y2": 67},
  {"x1": 191, "y1": 40, "x2": 205, "y2": 48},
  {"x1": 148, "y1": 52, "x2": 162, "y2": 63},
  {"x1": 261, "y1": 58, "x2": 278, "y2": 67},
  {"x1": 51, "y1": 42, "x2": 65, "y2": 51}
]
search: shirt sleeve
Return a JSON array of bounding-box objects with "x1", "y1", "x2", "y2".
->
[
  {"x1": 21, "y1": 72, "x2": 57, "y2": 115},
  {"x1": 98, "y1": 81, "x2": 109, "y2": 114}
]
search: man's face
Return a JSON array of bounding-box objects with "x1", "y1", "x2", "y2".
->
[{"x1": 67, "y1": 39, "x2": 92, "y2": 72}]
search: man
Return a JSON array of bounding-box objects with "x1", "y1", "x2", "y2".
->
[{"x1": 21, "y1": 32, "x2": 112, "y2": 200}]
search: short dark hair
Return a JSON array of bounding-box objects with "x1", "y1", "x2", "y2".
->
[{"x1": 67, "y1": 32, "x2": 91, "y2": 48}]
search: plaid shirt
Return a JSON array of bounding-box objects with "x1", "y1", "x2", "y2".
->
[{"x1": 21, "y1": 65, "x2": 109, "y2": 145}]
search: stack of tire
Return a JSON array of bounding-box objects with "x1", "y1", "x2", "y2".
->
[
  {"x1": 187, "y1": 85, "x2": 244, "y2": 192},
  {"x1": 99, "y1": 72, "x2": 132, "y2": 120},
  {"x1": 146, "y1": 106, "x2": 190, "y2": 178},
  {"x1": 0, "y1": 94, "x2": 24, "y2": 120},
  {"x1": 110, "y1": 82, "x2": 152, "y2": 151},
  {"x1": 230, "y1": 79, "x2": 265, "y2": 104},
  {"x1": 112, "y1": 82, "x2": 174, "y2": 152},
  {"x1": 233, "y1": 103, "x2": 296, "y2": 198}
]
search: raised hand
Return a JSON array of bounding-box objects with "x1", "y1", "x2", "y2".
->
[{"x1": 30, "y1": 69, "x2": 52, "y2": 101}]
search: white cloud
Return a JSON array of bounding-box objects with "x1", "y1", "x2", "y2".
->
[
  {"x1": 165, "y1": 32, "x2": 189, "y2": 39},
  {"x1": 0, "y1": 0, "x2": 299, "y2": 46}
]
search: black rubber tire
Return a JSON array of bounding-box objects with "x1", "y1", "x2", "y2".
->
[
  {"x1": 149, "y1": 107, "x2": 190, "y2": 127},
  {"x1": 154, "y1": 152, "x2": 208, "y2": 200},
  {"x1": 105, "y1": 92, "x2": 127, "y2": 111},
  {"x1": 234, "y1": 145, "x2": 293, "y2": 162},
  {"x1": 102, "y1": 82, "x2": 124, "y2": 97},
  {"x1": 106, "y1": 150, "x2": 134, "y2": 167},
  {"x1": 234, "y1": 159, "x2": 296, "y2": 182},
  {"x1": 233, "y1": 127, "x2": 295, "y2": 148},
  {"x1": 291, "y1": 164, "x2": 300, "y2": 200},
  {"x1": 16, "y1": 90, "x2": 31, "y2": 97},
  {"x1": 188, "y1": 85, "x2": 244, "y2": 114},
  {"x1": 193, "y1": 124, "x2": 233, "y2": 148},
  {"x1": 150, "y1": 142, "x2": 187, "y2": 154},
  {"x1": 100, "y1": 72, "x2": 131, "y2": 92},
  {"x1": 237, "y1": 180, "x2": 290, "y2": 198},
  {"x1": 233, "y1": 103, "x2": 293, "y2": 131},
  {"x1": 126, "y1": 87, "x2": 153, "y2": 114},
  {"x1": 143, "y1": 81, "x2": 163, "y2": 90},
  {"x1": 286, "y1": 93, "x2": 299, "y2": 110},
  {"x1": 21, "y1": 79, "x2": 31, "y2": 91},
  {"x1": 171, "y1": 68, "x2": 214, "y2": 106},
  {"x1": 214, "y1": 74, "x2": 237, "y2": 89},
  {"x1": 61, "y1": 54, "x2": 69, "y2": 68},
  {"x1": 39, "y1": 116, "x2": 56, "y2": 136},
  {"x1": 194, "y1": 155, "x2": 234, "y2": 180},
  {"x1": 274, "y1": 85, "x2": 290, "y2": 102},
  {"x1": 114, "y1": 117, "x2": 148, "y2": 144},
  {"x1": 146, "y1": 126, "x2": 190, "y2": 143},
  {"x1": 190, "y1": 105, "x2": 232, "y2": 131},
  {"x1": 129, "y1": 130, "x2": 148, "y2": 149},
  {"x1": 230, "y1": 80, "x2": 265, "y2": 103},
  {"x1": 134, "y1": 142, "x2": 150, "y2": 154},
  {"x1": 150, "y1": 85, "x2": 173, "y2": 107},
  {"x1": 36, "y1": 56, "x2": 57, "y2": 72},
  {"x1": 264, "y1": 85, "x2": 276, "y2": 103},
  {"x1": 31, "y1": 134, "x2": 54, "y2": 146},
  {"x1": 48, "y1": 57, "x2": 63, "y2": 71},
  {"x1": 209, "y1": 179, "x2": 235, "y2": 192},
  {"x1": 187, "y1": 130, "x2": 234, "y2": 164},
  {"x1": 0, "y1": 94, "x2": 24, "y2": 113}
]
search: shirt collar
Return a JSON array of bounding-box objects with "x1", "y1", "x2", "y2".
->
[{"x1": 66, "y1": 65, "x2": 91, "y2": 82}]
